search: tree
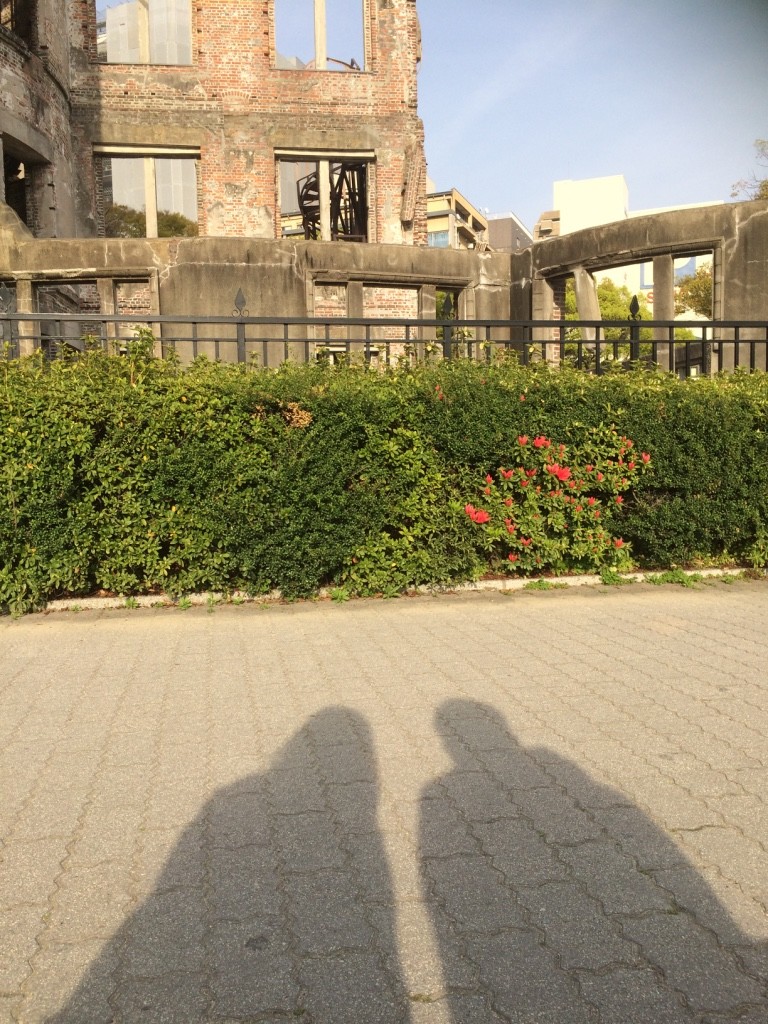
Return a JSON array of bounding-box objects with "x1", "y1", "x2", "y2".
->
[
  {"x1": 731, "y1": 138, "x2": 768, "y2": 201},
  {"x1": 675, "y1": 265, "x2": 712, "y2": 318}
]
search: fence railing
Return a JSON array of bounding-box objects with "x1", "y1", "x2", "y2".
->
[{"x1": 2, "y1": 312, "x2": 768, "y2": 377}]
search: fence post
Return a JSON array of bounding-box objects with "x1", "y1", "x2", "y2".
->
[
  {"x1": 440, "y1": 292, "x2": 454, "y2": 360},
  {"x1": 442, "y1": 323, "x2": 453, "y2": 361},
  {"x1": 233, "y1": 288, "x2": 248, "y2": 364},
  {"x1": 629, "y1": 295, "x2": 641, "y2": 363}
]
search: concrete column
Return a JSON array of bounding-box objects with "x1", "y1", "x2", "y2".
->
[
  {"x1": 531, "y1": 276, "x2": 559, "y2": 364},
  {"x1": 318, "y1": 159, "x2": 331, "y2": 241},
  {"x1": 16, "y1": 279, "x2": 35, "y2": 357},
  {"x1": 137, "y1": 0, "x2": 150, "y2": 62},
  {"x1": 418, "y1": 284, "x2": 437, "y2": 357},
  {"x1": 97, "y1": 277, "x2": 116, "y2": 349},
  {"x1": 652, "y1": 254, "x2": 674, "y2": 371},
  {"x1": 0, "y1": 135, "x2": 5, "y2": 204},
  {"x1": 314, "y1": 0, "x2": 327, "y2": 69},
  {"x1": 144, "y1": 157, "x2": 158, "y2": 237},
  {"x1": 572, "y1": 265, "x2": 600, "y2": 343}
]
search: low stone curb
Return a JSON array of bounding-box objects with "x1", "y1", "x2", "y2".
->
[{"x1": 41, "y1": 567, "x2": 751, "y2": 613}]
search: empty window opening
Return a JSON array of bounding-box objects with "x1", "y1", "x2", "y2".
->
[
  {"x1": 97, "y1": 152, "x2": 198, "y2": 238},
  {"x1": 275, "y1": 0, "x2": 365, "y2": 71},
  {"x1": 36, "y1": 281, "x2": 101, "y2": 358},
  {"x1": 95, "y1": 0, "x2": 191, "y2": 64},
  {"x1": 279, "y1": 158, "x2": 368, "y2": 242},
  {"x1": 3, "y1": 154, "x2": 28, "y2": 227},
  {"x1": 1, "y1": 0, "x2": 34, "y2": 44}
]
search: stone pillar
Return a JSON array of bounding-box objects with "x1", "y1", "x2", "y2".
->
[
  {"x1": 418, "y1": 284, "x2": 436, "y2": 358},
  {"x1": 652, "y1": 254, "x2": 674, "y2": 371},
  {"x1": 16, "y1": 279, "x2": 35, "y2": 357},
  {"x1": 531, "y1": 276, "x2": 559, "y2": 364},
  {"x1": 572, "y1": 265, "x2": 600, "y2": 341},
  {"x1": 318, "y1": 160, "x2": 331, "y2": 241},
  {"x1": 0, "y1": 135, "x2": 5, "y2": 204},
  {"x1": 314, "y1": 0, "x2": 327, "y2": 69}
]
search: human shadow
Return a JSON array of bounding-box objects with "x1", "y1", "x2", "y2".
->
[
  {"x1": 49, "y1": 707, "x2": 411, "y2": 1024},
  {"x1": 420, "y1": 699, "x2": 768, "y2": 1023}
]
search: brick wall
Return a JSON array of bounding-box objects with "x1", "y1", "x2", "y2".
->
[
  {"x1": 67, "y1": 0, "x2": 427, "y2": 245},
  {"x1": 1, "y1": 3, "x2": 76, "y2": 237}
]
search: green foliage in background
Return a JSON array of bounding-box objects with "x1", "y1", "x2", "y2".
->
[{"x1": 3, "y1": 344, "x2": 768, "y2": 613}]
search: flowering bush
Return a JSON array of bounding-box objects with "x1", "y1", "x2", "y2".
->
[{"x1": 463, "y1": 426, "x2": 650, "y2": 574}]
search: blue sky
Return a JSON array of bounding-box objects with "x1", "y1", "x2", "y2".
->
[{"x1": 417, "y1": 0, "x2": 768, "y2": 230}]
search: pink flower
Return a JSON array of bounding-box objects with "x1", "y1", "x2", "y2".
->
[
  {"x1": 520, "y1": 394, "x2": 526, "y2": 402},
  {"x1": 615, "y1": 495, "x2": 624, "y2": 505},
  {"x1": 484, "y1": 487, "x2": 491, "y2": 495},
  {"x1": 587, "y1": 496, "x2": 596, "y2": 506},
  {"x1": 533, "y1": 436, "x2": 551, "y2": 448},
  {"x1": 485, "y1": 474, "x2": 494, "y2": 484},
  {"x1": 464, "y1": 504, "x2": 477, "y2": 517},
  {"x1": 627, "y1": 461, "x2": 636, "y2": 470},
  {"x1": 641, "y1": 452, "x2": 651, "y2": 464},
  {"x1": 585, "y1": 464, "x2": 594, "y2": 473},
  {"x1": 504, "y1": 498, "x2": 513, "y2": 507},
  {"x1": 518, "y1": 435, "x2": 529, "y2": 446},
  {"x1": 508, "y1": 553, "x2": 519, "y2": 563},
  {"x1": 594, "y1": 510, "x2": 601, "y2": 519},
  {"x1": 614, "y1": 538, "x2": 624, "y2": 549},
  {"x1": 555, "y1": 466, "x2": 571, "y2": 482},
  {"x1": 521, "y1": 480, "x2": 529, "y2": 488},
  {"x1": 526, "y1": 469, "x2": 537, "y2": 478},
  {"x1": 596, "y1": 472, "x2": 604, "y2": 482},
  {"x1": 501, "y1": 468, "x2": 514, "y2": 479},
  {"x1": 521, "y1": 537, "x2": 532, "y2": 546},
  {"x1": 504, "y1": 519, "x2": 516, "y2": 533}
]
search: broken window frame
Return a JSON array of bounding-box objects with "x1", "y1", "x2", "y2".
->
[
  {"x1": 273, "y1": 0, "x2": 368, "y2": 72},
  {"x1": 276, "y1": 150, "x2": 373, "y2": 243},
  {"x1": 94, "y1": 145, "x2": 200, "y2": 239},
  {"x1": 94, "y1": 0, "x2": 192, "y2": 66},
  {"x1": 0, "y1": 0, "x2": 35, "y2": 46}
]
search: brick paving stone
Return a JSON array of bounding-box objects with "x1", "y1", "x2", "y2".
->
[
  {"x1": 0, "y1": 905, "x2": 44, "y2": 992},
  {"x1": 525, "y1": 880, "x2": 639, "y2": 971},
  {"x1": 620, "y1": 911, "x2": 765, "y2": 1012},
  {"x1": 1, "y1": 585, "x2": 767, "y2": 1022},
  {"x1": 578, "y1": 966, "x2": 695, "y2": 1023}
]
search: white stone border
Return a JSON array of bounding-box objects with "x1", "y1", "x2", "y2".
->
[{"x1": 40, "y1": 568, "x2": 753, "y2": 613}]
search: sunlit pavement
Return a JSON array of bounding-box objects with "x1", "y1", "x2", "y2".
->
[{"x1": 2, "y1": 581, "x2": 767, "y2": 1023}]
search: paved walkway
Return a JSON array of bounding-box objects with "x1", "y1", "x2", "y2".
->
[{"x1": 1, "y1": 581, "x2": 767, "y2": 1023}]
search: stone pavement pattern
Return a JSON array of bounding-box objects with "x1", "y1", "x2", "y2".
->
[{"x1": 1, "y1": 581, "x2": 767, "y2": 1023}]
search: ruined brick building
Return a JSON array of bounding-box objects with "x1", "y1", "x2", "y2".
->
[
  {"x1": 2, "y1": 0, "x2": 426, "y2": 244},
  {"x1": 2, "y1": 0, "x2": 767, "y2": 355}
]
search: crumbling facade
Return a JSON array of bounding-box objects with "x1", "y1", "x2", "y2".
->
[
  {"x1": 3, "y1": 0, "x2": 427, "y2": 244},
  {"x1": 2, "y1": 2, "x2": 766, "y2": 352}
]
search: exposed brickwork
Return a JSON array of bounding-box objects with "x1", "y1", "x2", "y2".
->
[
  {"x1": 115, "y1": 279, "x2": 152, "y2": 316},
  {"x1": 65, "y1": 0, "x2": 427, "y2": 245},
  {"x1": 0, "y1": 5, "x2": 76, "y2": 237}
]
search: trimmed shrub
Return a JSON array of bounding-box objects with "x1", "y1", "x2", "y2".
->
[{"x1": 3, "y1": 347, "x2": 768, "y2": 613}]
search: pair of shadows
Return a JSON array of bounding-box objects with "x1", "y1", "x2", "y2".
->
[{"x1": 50, "y1": 701, "x2": 767, "y2": 1023}]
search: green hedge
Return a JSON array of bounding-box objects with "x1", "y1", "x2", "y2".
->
[{"x1": 3, "y1": 345, "x2": 768, "y2": 613}]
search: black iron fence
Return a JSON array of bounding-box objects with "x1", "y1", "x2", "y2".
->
[{"x1": 1, "y1": 312, "x2": 768, "y2": 378}]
